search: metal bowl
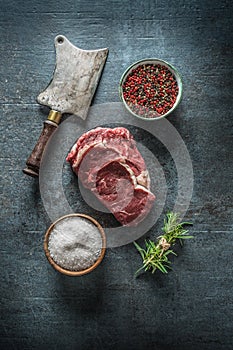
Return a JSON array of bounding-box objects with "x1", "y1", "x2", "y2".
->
[
  {"x1": 119, "y1": 58, "x2": 182, "y2": 120},
  {"x1": 44, "y1": 213, "x2": 106, "y2": 276}
]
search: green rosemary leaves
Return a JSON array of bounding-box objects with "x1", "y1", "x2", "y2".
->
[{"x1": 134, "y1": 212, "x2": 193, "y2": 276}]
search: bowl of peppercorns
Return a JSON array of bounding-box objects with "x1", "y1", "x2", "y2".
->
[{"x1": 119, "y1": 58, "x2": 182, "y2": 120}]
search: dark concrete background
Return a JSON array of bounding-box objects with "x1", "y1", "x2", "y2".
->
[{"x1": 0, "y1": 1, "x2": 233, "y2": 349}]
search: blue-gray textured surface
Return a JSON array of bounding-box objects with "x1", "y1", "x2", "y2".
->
[{"x1": 0, "y1": 1, "x2": 233, "y2": 349}]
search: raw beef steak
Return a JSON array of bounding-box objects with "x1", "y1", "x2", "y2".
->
[{"x1": 67, "y1": 127, "x2": 155, "y2": 226}]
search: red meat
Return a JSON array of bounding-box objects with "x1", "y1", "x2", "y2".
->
[{"x1": 66, "y1": 127, "x2": 155, "y2": 226}]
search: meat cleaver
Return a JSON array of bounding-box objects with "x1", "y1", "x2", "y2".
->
[{"x1": 23, "y1": 35, "x2": 108, "y2": 177}]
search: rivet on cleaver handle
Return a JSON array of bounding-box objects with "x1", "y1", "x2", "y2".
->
[{"x1": 23, "y1": 35, "x2": 108, "y2": 177}]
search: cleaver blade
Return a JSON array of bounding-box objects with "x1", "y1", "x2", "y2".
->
[{"x1": 23, "y1": 35, "x2": 108, "y2": 177}]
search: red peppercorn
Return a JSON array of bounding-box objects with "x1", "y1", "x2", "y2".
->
[{"x1": 122, "y1": 63, "x2": 179, "y2": 118}]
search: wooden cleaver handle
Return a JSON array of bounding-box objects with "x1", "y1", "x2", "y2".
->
[{"x1": 23, "y1": 111, "x2": 62, "y2": 177}]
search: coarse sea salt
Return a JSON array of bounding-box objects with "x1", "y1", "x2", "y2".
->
[{"x1": 48, "y1": 216, "x2": 103, "y2": 271}]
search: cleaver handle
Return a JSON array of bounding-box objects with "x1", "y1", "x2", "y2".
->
[{"x1": 23, "y1": 110, "x2": 62, "y2": 177}]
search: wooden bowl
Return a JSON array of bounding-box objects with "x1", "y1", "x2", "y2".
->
[{"x1": 44, "y1": 213, "x2": 106, "y2": 276}]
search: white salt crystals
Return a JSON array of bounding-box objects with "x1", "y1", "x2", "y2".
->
[{"x1": 47, "y1": 216, "x2": 104, "y2": 272}]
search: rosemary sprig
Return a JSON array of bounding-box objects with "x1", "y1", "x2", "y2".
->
[{"x1": 134, "y1": 212, "x2": 193, "y2": 276}]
